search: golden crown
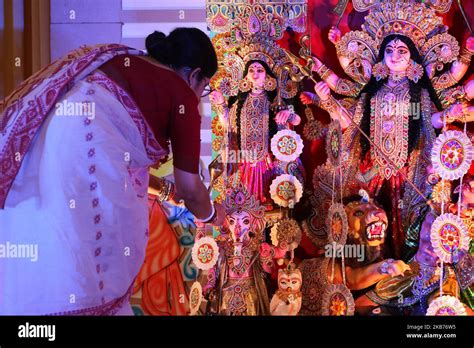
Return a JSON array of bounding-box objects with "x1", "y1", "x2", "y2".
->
[
  {"x1": 336, "y1": 0, "x2": 460, "y2": 77},
  {"x1": 223, "y1": 183, "x2": 265, "y2": 218},
  {"x1": 362, "y1": 0, "x2": 444, "y2": 50},
  {"x1": 352, "y1": 0, "x2": 453, "y2": 13}
]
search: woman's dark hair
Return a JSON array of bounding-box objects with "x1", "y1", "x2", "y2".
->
[
  {"x1": 359, "y1": 34, "x2": 442, "y2": 158},
  {"x1": 228, "y1": 60, "x2": 278, "y2": 150},
  {"x1": 145, "y1": 28, "x2": 218, "y2": 79}
]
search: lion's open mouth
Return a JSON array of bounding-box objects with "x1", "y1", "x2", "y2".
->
[{"x1": 365, "y1": 221, "x2": 386, "y2": 241}]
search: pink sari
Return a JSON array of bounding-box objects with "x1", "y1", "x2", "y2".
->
[{"x1": 0, "y1": 45, "x2": 167, "y2": 315}]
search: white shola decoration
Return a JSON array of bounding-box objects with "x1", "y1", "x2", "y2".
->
[
  {"x1": 271, "y1": 129, "x2": 304, "y2": 163},
  {"x1": 431, "y1": 130, "x2": 473, "y2": 181},
  {"x1": 189, "y1": 281, "x2": 203, "y2": 315},
  {"x1": 191, "y1": 236, "x2": 219, "y2": 271},
  {"x1": 430, "y1": 213, "x2": 470, "y2": 264},
  {"x1": 426, "y1": 295, "x2": 467, "y2": 316},
  {"x1": 270, "y1": 174, "x2": 303, "y2": 207}
]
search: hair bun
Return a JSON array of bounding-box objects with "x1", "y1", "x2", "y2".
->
[{"x1": 146, "y1": 31, "x2": 170, "y2": 65}]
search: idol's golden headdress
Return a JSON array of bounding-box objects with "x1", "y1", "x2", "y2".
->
[
  {"x1": 336, "y1": 0, "x2": 460, "y2": 82},
  {"x1": 221, "y1": 183, "x2": 266, "y2": 236},
  {"x1": 207, "y1": 1, "x2": 307, "y2": 98}
]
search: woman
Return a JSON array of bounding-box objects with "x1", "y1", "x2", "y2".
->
[
  {"x1": 0, "y1": 28, "x2": 223, "y2": 315},
  {"x1": 209, "y1": 60, "x2": 301, "y2": 207}
]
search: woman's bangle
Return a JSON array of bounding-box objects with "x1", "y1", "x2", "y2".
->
[
  {"x1": 156, "y1": 179, "x2": 175, "y2": 202},
  {"x1": 198, "y1": 201, "x2": 217, "y2": 224}
]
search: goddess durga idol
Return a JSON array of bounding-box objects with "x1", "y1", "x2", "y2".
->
[{"x1": 303, "y1": 0, "x2": 474, "y2": 259}]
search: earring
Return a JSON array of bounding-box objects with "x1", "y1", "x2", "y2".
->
[
  {"x1": 406, "y1": 60, "x2": 424, "y2": 83},
  {"x1": 239, "y1": 78, "x2": 251, "y2": 93},
  {"x1": 264, "y1": 76, "x2": 277, "y2": 91},
  {"x1": 372, "y1": 61, "x2": 389, "y2": 81}
]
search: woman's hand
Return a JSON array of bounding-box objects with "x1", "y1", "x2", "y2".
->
[
  {"x1": 328, "y1": 26, "x2": 342, "y2": 45},
  {"x1": 314, "y1": 81, "x2": 331, "y2": 101},
  {"x1": 300, "y1": 91, "x2": 316, "y2": 105},
  {"x1": 209, "y1": 90, "x2": 225, "y2": 105},
  {"x1": 211, "y1": 202, "x2": 225, "y2": 227}
]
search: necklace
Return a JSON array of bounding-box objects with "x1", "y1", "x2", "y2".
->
[
  {"x1": 370, "y1": 80, "x2": 410, "y2": 179},
  {"x1": 240, "y1": 93, "x2": 269, "y2": 163},
  {"x1": 389, "y1": 72, "x2": 408, "y2": 83}
]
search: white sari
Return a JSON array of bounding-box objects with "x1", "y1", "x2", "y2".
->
[{"x1": 0, "y1": 45, "x2": 166, "y2": 315}]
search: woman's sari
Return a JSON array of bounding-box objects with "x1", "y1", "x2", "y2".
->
[{"x1": 0, "y1": 44, "x2": 167, "y2": 315}]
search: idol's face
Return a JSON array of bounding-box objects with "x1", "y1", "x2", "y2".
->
[
  {"x1": 461, "y1": 179, "x2": 474, "y2": 207},
  {"x1": 277, "y1": 269, "x2": 302, "y2": 291},
  {"x1": 384, "y1": 39, "x2": 411, "y2": 73},
  {"x1": 246, "y1": 62, "x2": 266, "y2": 88},
  {"x1": 227, "y1": 211, "x2": 251, "y2": 242}
]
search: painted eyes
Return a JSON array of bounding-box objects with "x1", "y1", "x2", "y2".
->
[
  {"x1": 243, "y1": 218, "x2": 250, "y2": 225},
  {"x1": 249, "y1": 68, "x2": 265, "y2": 74},
  {"x1": 385, "y1": 48, "x2": 409, "y2": 56},
  {"x1": 229, "y1": 218, "x2": 235, "y2": 225}
]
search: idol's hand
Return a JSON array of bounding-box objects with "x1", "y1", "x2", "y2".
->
[
  {"x1": 328, "y1": 26, "x2": 342, "y2": 45},
  {"x1": 275, "y1": 110, "x2": 292, "y2": 125},
  {"x1": 300, "y1": 91, "x2": 316, "y2": 105},
  {"x1": 465, "y1": 79, "x2": 474, "y2": 100},
  {"x1": 381, "y1": 259, "x2": 411, "y2": 277},
  {"x1": 466, "y1": 36, "x2": 474, "y2": 53},
  {"x1": 448, "y1": 103, "x2": 469, "y2": 122},
  {"x1": 314, "y1": 81, "x2": 331, "y2": 101},
  {"x1": 209, "y1": 90, "x2": 225, "y2": 105}
]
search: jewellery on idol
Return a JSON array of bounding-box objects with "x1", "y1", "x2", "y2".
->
[
  {"x1": 311, "y1": 93, "x2": 320, "y2": 105},
  {"x1": 335, "y1": 78, "x2": 363, "y2": 97},
  {"x1": 319, "y1": 95, "x2": 339, "y2": 114},
  {"x1": 389, "y1": 71, "x2": 407, "y2": 83},
  {"x1": 406, "y1": 60, "x2": 424, "y2": 83},
  {"x1": 372, "y1": 61, "x2": 389, "y2": 81},
  {"x1": 238, "y1": 78, "x2": 252, "y2": 93},
  {"x1": 440, "y1": 104, "x2": 466, "y2": 124},
  {"x1": 459, "y1": 47, "x2": 473, "y2": 66},
  {"x1": 264, "y1": 76, "x2": 277, "y2": 91},
  {"x1": 316, "y1": 64, "x2": 333, "y2": 81},
  {"x1": 378, "y1": 259, "x2": 395, "y2": 275}
]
